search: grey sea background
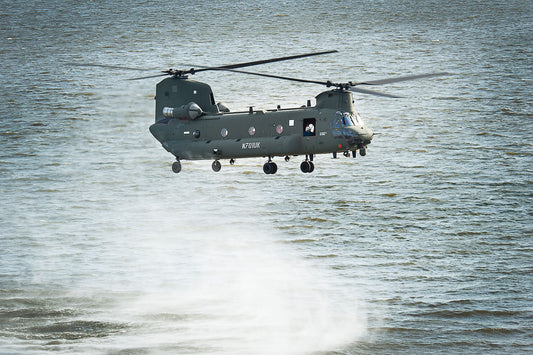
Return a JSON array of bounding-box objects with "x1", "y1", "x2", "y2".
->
[{"x1": 1, "y1": 0, "x2": 532, "y2": 353}]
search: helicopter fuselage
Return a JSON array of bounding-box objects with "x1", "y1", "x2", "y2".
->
[
  {"x1": 149, "y1": 77, "x2": 373, "y2": 172},
  {"x1": 70, "y1": 50, "x2": 445, "y2": 174}
]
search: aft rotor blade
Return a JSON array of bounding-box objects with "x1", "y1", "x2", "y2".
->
[
  {"x1": 193, "y1": 50, "x2": 338, "y2": 73},
  {"x1": 348, "y1": 86, "x2": 403, "y2": 98},
  {"x1": 355, "y1": 72, "x2": 449, "y2": 86}
]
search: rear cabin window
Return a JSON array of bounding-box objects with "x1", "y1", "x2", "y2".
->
[{"x1": 303, "y1": 118, "x2": 316, "y2": 136}]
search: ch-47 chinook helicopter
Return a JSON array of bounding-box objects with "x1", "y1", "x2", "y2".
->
[{"x1": 76, "y1": 50, "x2": 446, "y2": 174}]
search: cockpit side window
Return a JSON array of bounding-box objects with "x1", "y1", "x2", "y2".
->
[
  {"x1": 353, "y1": 113, "x2": 363, "y2": 126},
  {"x1": 332, "y1": 112, "x2": 343, "y2": 128}
]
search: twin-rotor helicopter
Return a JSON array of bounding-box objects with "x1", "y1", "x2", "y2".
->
[{"x1": 75, "y1": 50, "x2": 446, "y2": 175}]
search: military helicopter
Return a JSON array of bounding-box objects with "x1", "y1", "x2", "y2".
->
[{"x1": 74, "y1": 50, "x2": 446, "y2": 174}]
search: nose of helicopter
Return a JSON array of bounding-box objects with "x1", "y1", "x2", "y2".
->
[
  {"x1": 362, "y1": 128, "x2": 374, "y2": 145},
  {"x1": 344, "y1": 126, "x2": 374, "y2": 147}
]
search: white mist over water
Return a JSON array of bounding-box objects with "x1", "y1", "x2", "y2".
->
[
  {"x1": 1, "y1": 173, "x2": 368, "y2": 354},
  {"x1": 104, "y1": 217, "x2": 367, "y2": 354}
]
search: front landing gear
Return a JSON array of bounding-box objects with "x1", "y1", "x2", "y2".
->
[
  {"x1": 300, "y1": 161, "x2": 314, "y2": 173},
  {"x1": 263, "y1": 157, "x2": 277, "y2": 174},
  {"x1": 300, "y1": 154, "x2": 315, "y2": 173},
  {"x1": 263, "y1": 162, "x2": 277, "y2": 174}
]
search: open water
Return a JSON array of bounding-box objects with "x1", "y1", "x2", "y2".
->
[{"x1": 1, "y1": 0, "x2": 532, "y2": 353}]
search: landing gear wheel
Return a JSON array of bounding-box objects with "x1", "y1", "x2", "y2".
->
[
  {"x1": 263, "y1": 162, "x2": 278, "y2": 174},
  {"x1": 229, "y1": 159, "x2": 235, "y2": 165},
  {"x1": 212, "y1": 160, "x2": 221, "y2": 172},
  {"x1": 172, "y1": 160, "x2": 182, "y2": 174},
  {"x1": 308, "y1": 161, "x2": 315, "y2": 172},
  {"x1": 300, "y1": 161, "x2": 311, "y2": 173},
  {"x1": 359, "y1": 147, "x2": 367, "y2": 156}
]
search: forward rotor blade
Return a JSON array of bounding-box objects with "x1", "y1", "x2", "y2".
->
[
  {"x1": 209, "y1": 67, "x2": 402, "y2": 98},
  {"x1": 216, "y1": 68, "x2": 329, "y2": 86},
  {"x1": 348, "y1": 86, "x2": 403, "y2": 98},
  {"x1": 218, "y1": 68, "x2": 402, "y2": 98},
  {"x1": 193, "y1": 50, "x2": 338, "y2": 73},
  {"x1": 355, "y1": 72, "x2": 449, "y2": 86},
  {"x1": 127, "y1": 73, "x2": 169, "y2": 80},
  {"x1": 67, "y1": 62, "x2": 151, "y2": 71}
]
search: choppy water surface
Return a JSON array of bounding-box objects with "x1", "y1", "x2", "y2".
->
[{"x1": 1, "y1": 0, "x2": 532, "y2": 353}]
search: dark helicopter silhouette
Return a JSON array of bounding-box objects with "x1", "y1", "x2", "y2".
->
[{"x1": 72, "y1": 51, "x2": 447, "y2": 174}]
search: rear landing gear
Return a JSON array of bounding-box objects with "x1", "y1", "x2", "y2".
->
[
  {"x1": 172, "y1": 160, "x2": 182, "y2": 174},
  {"x1": 212, "y1": 160, "x2": 221, "y2": 172}
]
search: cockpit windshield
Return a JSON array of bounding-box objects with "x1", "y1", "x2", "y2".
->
[
  {"x1": 332, "y1": 111, "x2": 364, "y2": 130},
  {"x1": 341, "y1": 112, "x2": 363, "y2": 127},
  {"x1": 342, "y1": 115, "x2": 355, "y2": 126}
]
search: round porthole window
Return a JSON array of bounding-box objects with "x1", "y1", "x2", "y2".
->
[
  {"x1": 248, "y1": 126, "x2": 256, "y2": 136},
  {"x1": 221, "y1": 128, "x2": 228, "y2": 137},
  {"x1": 276, "y1": 125, "x2": 284, "y2": 134}
]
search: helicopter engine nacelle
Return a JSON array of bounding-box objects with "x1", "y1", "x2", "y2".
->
[{"x1": 162, "y1": 102, "x2": 203, "y2": 120}]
